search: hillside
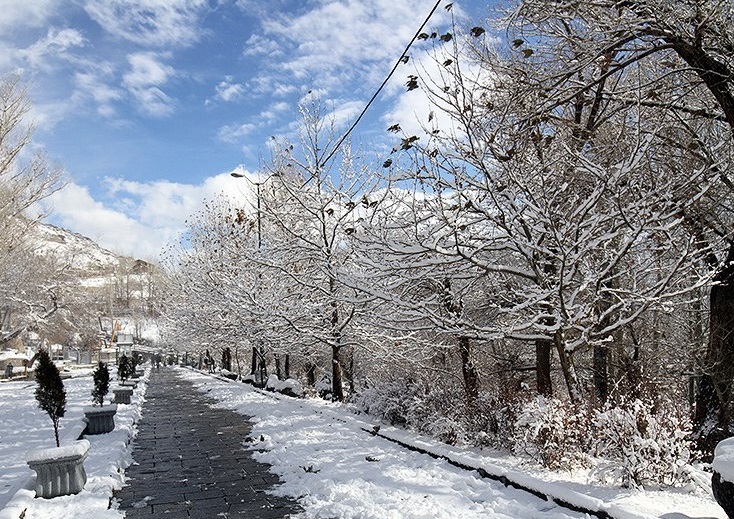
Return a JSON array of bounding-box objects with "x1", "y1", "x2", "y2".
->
[{"x1": 31, "y1": 222, "x2": 126, "y2": 273}]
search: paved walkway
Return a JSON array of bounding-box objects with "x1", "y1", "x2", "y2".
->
[{"x1": 115, "y1": 368, "x2": 302, "y2": 518}]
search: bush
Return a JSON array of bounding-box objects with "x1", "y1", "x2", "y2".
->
[
  {"x1": 91, "y1": 362, "x2": 110, "y2": 406},
  {"x1": 512, "y1": 396, "x2": 592, "y2": 470},
  {"x1": 118, "y1": 354, "x2": 133, "y2": 382},
  {"x1": 355, "y1": 377, "x2": 466, "y2": 444},
  {"x1": 34, "y1": 349, "x2": 66, "y2": 447},
  {"x1": 593, "y1": 397, "x2": 692, "y2": 488}
]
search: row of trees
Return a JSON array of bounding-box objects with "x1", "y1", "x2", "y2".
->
[{"x1": 163, "y1": 0, "x2": 733, "y2": 470}]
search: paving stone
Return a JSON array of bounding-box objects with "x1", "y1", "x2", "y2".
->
[{"x1": 115, "y1": 368, "x2": 302, "y2": 519}]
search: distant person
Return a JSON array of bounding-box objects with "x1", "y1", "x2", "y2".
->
[{"x1": 4, "y1": 363, "x2": 13, "y2": 379}]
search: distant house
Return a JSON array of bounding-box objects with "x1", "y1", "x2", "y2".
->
[
  {"x1": 112, "y1": 332, "x2": 134, "y2": 356},
  {"x1": 0, "y1": 350, "x2": 31, "y2": 379}
]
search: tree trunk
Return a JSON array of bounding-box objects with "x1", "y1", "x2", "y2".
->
[
  {"x1": 459, "y1": 336, "x2": 479, "y2": 407},
  {"x1": 332, "y1": 345, "x2": 345, "y2": 402},
  {"x1": 305, "y1": 362, "x2": 316, "y2": 386},
  {"x1": 250, "y1": 347, "x2": 257, "y2": 375},
  {"x1": 695, "y1": 244, "x2": 734, "y2": 457},
  {"x1": 330, "y1": 300, "x2": 345, "y2": 401},
  {"x1": 554, "y1": 329, "x2": 582, "y2": 403},
  {"x1": 274, "y1": 354, "x2": 282, "y2": 379},
  {"x1": 535, "y1": 337, "x2": 553, "y2": 396},
  {"x1": 593, "y1": 342, "x2": 609, "y2": 406},
  {"x1": 284, "y1": 354, "x2": 290, "y2": 379}
]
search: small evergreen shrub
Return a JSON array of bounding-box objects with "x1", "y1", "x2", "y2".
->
[
  {"x1": 91, "y1": 361, "x2": 110, "y2": 406},
  {"x1": 34, "y1": 349, "x2": 67, "y2": 447},
  {"x1": 118, "y1": 354, "x2": 133, "y2": 382}
]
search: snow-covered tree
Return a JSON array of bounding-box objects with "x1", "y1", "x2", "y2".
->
[
  {"x1": 0, "y1": 73, "x2": 64, "y2": 346},
  {"x1": 478, "y1": 0, "x2": 734, "y2": 456}
]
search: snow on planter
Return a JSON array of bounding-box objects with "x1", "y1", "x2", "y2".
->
[
  {"x1": 26, "y1": 439, "x2": 89, "y2": 498},
  {"x1": 713, "y1": 437, "x2": 734, "y2": 518},
  {"x1": 83, "y1": 404, "x2": 117, "y2": 435}
]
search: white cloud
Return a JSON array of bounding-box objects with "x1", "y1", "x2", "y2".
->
[
  {"x1": 84, "y1": 0, "x2": 209, "y2": 48},
  {"x1": 215, "y1": 78, "x2": 244, "y2": 102},
  {"x1": 256, "y1": 0, "x2": 451, "y2": 91},
  {"x1": 123, "y1": 52, "x2": 174, "y2": 89},
  {"x1": 0, "y1": 0, "x2": 60, "y2": 31},
  {"x1": 20, "y1": 27, "x2": 86, "y2": 70},
  {"x1": 74, "y1": 67, "x2": 123, "y2": 117},
  {"x1": 41, "y1": 170, "x2": 256, "y2": 262},
  {"x1": 242, "y1": 33, "x2": 283, "y2": 58},
  {"x1": 218, "y1": 122, "x2": 257, "y2": 143},
  {"x1": 123, "y1": 52, "x2": 176, "y2": 117}
]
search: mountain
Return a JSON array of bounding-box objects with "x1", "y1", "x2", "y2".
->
[{"x1": 31, "y1": 222, "x2": 125, "y2": 272}]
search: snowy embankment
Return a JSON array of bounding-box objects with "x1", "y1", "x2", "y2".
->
[
  {"x1": 0, "y1": 368, "x2": 148, "y2": 519},
  {"x1": 181, "y1": 368, "x2": 725, "y2": 519}
]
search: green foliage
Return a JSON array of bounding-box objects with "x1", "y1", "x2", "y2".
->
[
  {"x1": 34, "y1": 349, "x2": 66, "y2": 447},
  {"x1": 118, "y1": 354, "x2": 133, "y2": 382},
  {"x1": 91, "y1": 361, "x2": 110, "y2": 406}
]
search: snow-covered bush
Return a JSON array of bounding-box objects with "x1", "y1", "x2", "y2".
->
[
  {"x1": 513, "y1": 396, "x2": 592, "y2": 470},
  {"x1": 354, "y1": 379, "x2": 422, "y2": 426},
  {"x1": 265, "y1": 374, "x2": 304, "y2": 397},
  {"x1": 355, "y1": 377, "x2": 465, "y2": 443},
  {"x1": 592, "y1": 397, "x2": 692, "y2": 488}
]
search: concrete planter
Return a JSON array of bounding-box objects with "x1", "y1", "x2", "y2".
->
[
  {"x1": 113, "y1": 387, "x2": 133, "y2": 404},
  {"x1": 713, "y1": 438, "x2": 734, "y2": 518},
  {"x1": 83, "y1": 404, "x2": 117, "y2": 435},
  {"x1": 26, "y1": 439, "x2": 89, "y2": 498}
]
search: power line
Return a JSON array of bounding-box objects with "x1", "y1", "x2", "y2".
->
[{"x1": 318, "y1": 0, "x2": 444, "y2": 169}]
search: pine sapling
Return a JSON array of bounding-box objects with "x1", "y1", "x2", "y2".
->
[
  {"x1": 91, "y1": 361, "x2": 110, "y2": 406},
  {"x1": 118, "y1": 354, "x2": 132, "y2": 383},
  {"x1": 34, "y1": 349, "x2": 66, "y2": 447}
]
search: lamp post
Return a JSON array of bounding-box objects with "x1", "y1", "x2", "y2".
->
[{"x1": 230, "y1": 170, "x2": 276, "y2": 387}]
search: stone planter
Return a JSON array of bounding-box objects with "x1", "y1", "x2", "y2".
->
[
  {"x1": 113, "y1": 387, "x2": 133, "y2": 404},
  {"x1": 83, "y1": 404, "x2": 117, "y2": 435},
  {"x1": 713, "y1": 437, "x2": 734, "y2": 518},
  {"x1": 26, "y1": 439, "x2": 89, "y2": 498}
]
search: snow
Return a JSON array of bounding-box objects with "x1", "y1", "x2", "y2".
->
[
  {"x1": 713, "y1": 438, "x2": 734, "y2": 483},
  {"x1": 0, "y1": 367, "x2": 726, "y2": 519},
  {"x1": 180, "y1": 369, "x2": 726, "y2": 519},
  {"x1": 0, "y1": 367, "x2": 148, "y2": 519},
  {"x1": 26, "y1": 440, "x2": 90, "y2": 463}
]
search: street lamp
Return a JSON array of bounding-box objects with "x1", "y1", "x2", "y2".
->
[{"x1": 230, "y1": 170, "x2": 277, "y2": 386}]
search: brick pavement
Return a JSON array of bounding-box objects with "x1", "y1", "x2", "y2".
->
[{"x1": 115, "y1": 368, "x2": 302, "y2": 518}]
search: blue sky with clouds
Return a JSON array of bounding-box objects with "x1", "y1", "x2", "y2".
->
[{"x1": 2, "y1": 0, "x2": 494, "y2": 261}]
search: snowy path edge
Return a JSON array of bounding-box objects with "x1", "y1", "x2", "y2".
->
[{"x1": 189, "y1": 368, "x2": 656, "y2": 519}]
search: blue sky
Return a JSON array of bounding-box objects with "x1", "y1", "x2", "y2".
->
[{"x1": 2, "y1": 0, "x2": 494, "y2": 261}]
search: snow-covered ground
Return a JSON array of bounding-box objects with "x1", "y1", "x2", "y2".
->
[
  {"x1": 178, "y1": 369, "x2": 726, "y2": 519},
  {"x1": 0, "y1": 367, "x2": 147, "y2": 519},
  {"x1": 0, "y1": 366, "x2": 726, "y2": 518}
]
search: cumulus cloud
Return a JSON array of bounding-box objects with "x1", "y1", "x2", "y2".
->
[
  {"x1": 256, "y1": 0, "x2": 451, "y2": 91},
  {"x1": 215, "y1": 77, "x2": 244, "y2": 102},
  {"x1": 83, "y1": 0, "x2": 209, "y2": 48},
  {"x1": 41, "y1": 170, "x2": 255, "y2": 262}
]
